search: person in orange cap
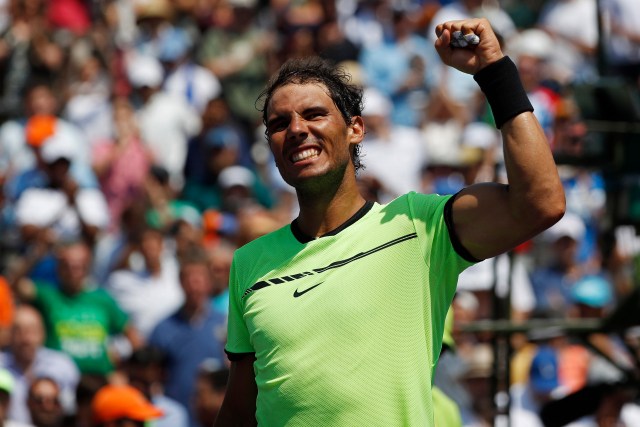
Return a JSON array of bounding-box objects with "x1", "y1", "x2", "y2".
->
[{"x1": 91, "y1": 384, "x2": 163, "y2": 427}]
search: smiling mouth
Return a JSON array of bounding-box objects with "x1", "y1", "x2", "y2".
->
[{"x1": 291, "y1": 148, "x2": 320, "y2": 163}]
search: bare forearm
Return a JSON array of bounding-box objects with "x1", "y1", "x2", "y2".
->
[{"x1": 501, "y1": 112, "x2": 565, "y2": 229}]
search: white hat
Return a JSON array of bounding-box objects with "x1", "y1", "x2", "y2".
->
[
  {"x1": 362, "y1": 87, "x2": 392, "y2": 117},
  {"x1": 126, "y1": 54, "x2": 164, "y2": 88},
  {"x1": 218, "y1": 166, "x2": 255, "y2": 189},
  {"x1": 508, "y1": 29, "x2": 554, "y2": 60},
  {"x1": 40, "y1": 133, "x2": 77, "y2": 164},
  {"x1": 543, "y1": 211, "x2": 586, "y2": 242},
  {"x1": 461, "y1": 122, "x2": 499, "y2": 150}
]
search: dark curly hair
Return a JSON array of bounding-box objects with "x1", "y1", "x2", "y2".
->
[{"x1": 257, "y1": 57, "x2": 365, "y2": 173}]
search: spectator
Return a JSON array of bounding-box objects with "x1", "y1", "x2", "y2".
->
[
  {"x1": 0, "y1": 305, "x2": 79, "y2": 424},
  {"x1": 0, "y1": 367, "x2": 33, "y2": 427},
  {"x1": 26, "y1": 377, "x2": 63, "y2": 427},
  {"x1": 359, "y1": 7, "x2": 439, "y2": 127},
  {"x1": 148, "y1": 247, "x2": 226, "y2": 426},
  {"x1": 529, "y1": 211, "x2": 589, "y2": 318},
  {"x1": 90, "y1": 384, "x2": 163, "y2": 427},
  {"x1": 105, "y1": 227, "x2": 183, "y2": 340},
  {"x1": 159, "y1": 26, "x2": 222, "y2": 115},
  {"x1": 537, "y1": 0, "x2": 599, "y2": 83},
  {"x1": 123, "y1": 347, "x2": 187, "y2": 427},
  {"x1": 192, "y1": 359, "x2": 228, "y2": 427},
  {"x1": 359, "y1": 87, "x2": 427, "y2": 201},
  {"x1": 14, "y1": 132, "x2": 109, "y2": 249},
  {"x1": 126, "y1": 53, "x2": 201, "y2": 190},
  {"x1": 91, "y1": 97, "x2": 152, "y2": 233},
  {"x1": 603, "y1": 0, "x2": 640, "y2": 85},
  {"x1": 198, "y1": 0, "x2": 274, "y2": 127},
  {"x1": 13, "y1": 240, "x2": 142, "y2": 376}
]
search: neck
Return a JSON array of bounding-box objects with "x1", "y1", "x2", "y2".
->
[
  {"x1": 295, "y1": 180, "x2": 366, "y2": 238},
  {"x1": 14, "y1": 352, "x2": 35, "y2": 372},
  {"x1": 182, "y1": 302, "x2": 205, "y2": 320}
]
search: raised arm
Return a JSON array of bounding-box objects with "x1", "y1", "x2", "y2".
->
[
  {"x1": 434, "y1": 18, "x2": 565, "y2": 261},
  {"x1": 214, "y1": 356, "x2": 258, "y2": 427}
]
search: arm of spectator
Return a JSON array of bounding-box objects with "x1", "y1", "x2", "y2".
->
[
  {"x1": 61, "y1": 176, "x2": 102, "y2": 247},
  {"x1": 434, "y1": 18, "x2": 565, "y2": 261},
  {"x1": 214, "y1": 356, "x2": 258, "y2": 427},
  {"x1": 123, "y1": 324, "x2": 144, "y2": 350}
]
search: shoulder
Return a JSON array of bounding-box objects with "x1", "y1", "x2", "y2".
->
[{"x1": 233, "y1": 224, "x2": 293, "y2": 260}]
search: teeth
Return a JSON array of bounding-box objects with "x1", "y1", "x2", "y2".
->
[{"x1": 292, "y1": 149, "x2": 319, "y2": 162}]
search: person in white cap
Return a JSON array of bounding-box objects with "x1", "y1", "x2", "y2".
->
[{"x1": 215, "y1": 18, "x2": 565, "y2": 427}]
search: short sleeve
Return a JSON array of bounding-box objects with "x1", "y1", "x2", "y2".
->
[{"x1": 225, "y1": 256, "x2": 254, "y2": 356}]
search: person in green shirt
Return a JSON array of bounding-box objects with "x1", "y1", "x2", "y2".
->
[
  {"x1": 15, "y1": 240, "x2": 142, "y2": 375},
  {"x1": 215, "y1": 17, "x2": 565, "y2": 426}
]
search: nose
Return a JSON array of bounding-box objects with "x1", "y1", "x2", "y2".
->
[{"x1": 286, "y1": 115, "x2": 308, "y2": 141}]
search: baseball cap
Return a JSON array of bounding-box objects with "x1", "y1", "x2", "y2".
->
[
  {"x1": 40, "y1": 134, "x2": 77, "y2": 164},
  {"x1": 571, "y1": 275, "x2": 613, "y2": 308},
  {"x1": 542, "y1": 211, "x2": 586, "y2": 243},
  {"x1": 362, "y1": 87, "x2": 391, "y2": 117},
  {"x1": 25, "y1": 115, "x2": 57, "y2": 147},
  {"x1": 91, "y1": 384, "x2": 163, "y2": 424},
  {"x1": 0, "y1": 368, "x2": 14, "y2": 394},
  {"x1": 218, "y1": 165, "x2": 255, "y2": 190},
  {"x1": 529, "y1": 346, "x2": 559, "y2": 394},
  {"x1": 126, "y1": 54, "x2": 164, "y2": 88}
]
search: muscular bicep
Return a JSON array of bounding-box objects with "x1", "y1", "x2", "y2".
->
[
  {"x1": 214, "y1": 356, "x2": 258, "y2": 427},
  {"x1": 450, "y1": 182, "x2": 547, "y2": 261}
]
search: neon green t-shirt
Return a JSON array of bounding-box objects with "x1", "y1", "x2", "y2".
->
[{"x1": 227, "y1": 192, "x2": 474, "y2": 426}]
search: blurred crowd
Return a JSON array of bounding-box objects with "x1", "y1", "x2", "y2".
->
[{"x1": 0, "y1": 0, "x2": 639, "y2": 426}]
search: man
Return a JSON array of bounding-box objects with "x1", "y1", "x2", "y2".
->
[
  {"x1": 123, "y1": 347, "x2": 188, "y2": 427},
  {"x1": 26, "y1": 378, "x2": 64, "y2": 427},
  {"x1": 0, "y1": 306, "x2": 79, "y2": 424},
  {"x1": 148, "y1": 248, "x2": 226, "y2": 426},
  {"x1": 215, "y1": 18, "x2": 565, "y2": 426},
  {"x1": 105, "y1": 227, "x2": 184, "y2": 340},
  {"x1": 14, "y1": 241, "x2": 142, "y2": 376}
]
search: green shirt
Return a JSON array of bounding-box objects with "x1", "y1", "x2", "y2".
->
[
  {"x1": 34, "y1": 284, "x2": 128, "y2": 375},
  {"x1": 227, "y1": 192, "x2": 474, "y2": 426}
]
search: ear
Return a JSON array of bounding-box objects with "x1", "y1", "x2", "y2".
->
[{"x1": 347, "y1": 116, "x2": 365, "y2": 145}]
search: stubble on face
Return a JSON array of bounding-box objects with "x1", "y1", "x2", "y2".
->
[{"x1": 266, "y1": 83, "x2": 356, "y2": 197}]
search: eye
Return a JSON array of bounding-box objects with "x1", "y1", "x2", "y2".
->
[{"x1": 267, "y1": 119, "x2": 288, "y2": 135}]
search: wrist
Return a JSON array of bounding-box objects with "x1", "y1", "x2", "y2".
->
[{"x1": 473, "y1": 56, "x2": 534, "y2": 129}]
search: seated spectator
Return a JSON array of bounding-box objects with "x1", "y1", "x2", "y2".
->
[
  {"x1": 148, "y1": 247, "x2": 226, "y2": 426},
  {"x1": 13, "y1": 240, "x2": 142, "y2": 376},
  {"x1": 359, "y1": 87, "x2": 427, "y2": 201},
  {"x1": 126, "y1": 53, "x2": 201, "y2": 190},
  {"x1": 529, "y1": 212, "x2": 588, "y2": 318},
  {"x1": 123, "y1": 347, "x2": 187, "y2": 427},
  {"x1": 90, "y1": 384, "x2": 163, "y2": 427},
  {"x1": 181, "y1": 127, "x2": 271, "y2": 213},
  {"x1": 0, "y1": 305, "x2": 79, "y2": 424},
  {"x1": 91, "y1": 97, "x2": 152, "y2": 233},
  {"x1": 105, "y1": 227, "x2": 184, "y2": 340},
  {"x1": 26, "y1": 377, "x2": 63, "y2": 427},
  {"x1": 14, "y1": 131, "x2": 109, "y2": 250},
  {"x1": 192, "y1": 359, "x2": 228, "y2": 427}
]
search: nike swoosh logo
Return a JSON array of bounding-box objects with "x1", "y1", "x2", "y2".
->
[{"x1": 293, "y1": 282, "x2": 324, "y2": 298}]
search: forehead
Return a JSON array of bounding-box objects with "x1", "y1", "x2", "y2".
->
[{"x1": 267, "y1": 82, "x2": 335, "y2": 116}]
